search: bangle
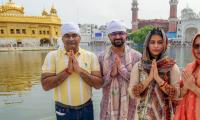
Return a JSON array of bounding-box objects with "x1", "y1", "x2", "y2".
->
[
  {"x1": 165, "y1": 84, "x2": 176, "y2": 98},
  {"x1": 133, "y1": 83, "x2": 144, "y2": 96},
  {"x1": 65, "y1": 68, "x2": 72, "y2": 75}
]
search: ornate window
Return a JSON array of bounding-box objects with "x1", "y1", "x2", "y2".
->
[
  {"x1": 10, "y1": 29, "x2": 15, "y2": 34},
  {"x1": 32, "y1": 30, "x2": 35, "y2": 34},
  {"x1": 22, "y1": 29, "x2": 26, "y2": 34},
  {"x1": 16, "y1": 29, "x2": 20, "y2": 34},
  {"x1": 0, "y1": 29, "x2": 4, "y2": 34}
]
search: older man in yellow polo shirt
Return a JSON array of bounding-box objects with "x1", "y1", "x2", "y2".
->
[{"x1": 41, "y1": 23, "x2": 103, "y2": 120}]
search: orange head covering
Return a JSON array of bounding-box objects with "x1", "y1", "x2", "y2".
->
[{"x1": 192, "y1": 33, "x2": 200, "y2": 65}]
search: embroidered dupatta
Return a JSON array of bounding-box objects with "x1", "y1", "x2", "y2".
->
[
  {"x1": 101, "y1": 45, "x2": 133, "y2": 120},
  {"x1": 174, "y1": 33, "x2": 200, "y2": 120},
  {"x1": 136, "y1": 28, "x2": 176, "y2": 120}
]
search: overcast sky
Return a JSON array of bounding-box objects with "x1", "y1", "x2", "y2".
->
[{"x1": 2, "y1": 0, "x2": 200, "y2": 28}]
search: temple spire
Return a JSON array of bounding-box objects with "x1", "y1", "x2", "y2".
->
[
  {"x1": 168, "y1": 0, "x2": 178, "y2": 32},
  {"x1": 132, "y1": 0, "x2": 139, "y2": 32}
]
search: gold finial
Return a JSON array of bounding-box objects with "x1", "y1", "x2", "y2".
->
[
  {"x1": 42, "y1": 9, "x2": 48, "y2": 16},
  {"x1": 50, "y1": 4, "x2": 57, "y2": 15}
]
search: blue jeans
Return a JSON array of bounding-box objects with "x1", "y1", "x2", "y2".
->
[{"x1": 55, "y1": 99, "x2": 94, "y2": 120}]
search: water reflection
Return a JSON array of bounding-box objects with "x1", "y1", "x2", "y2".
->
[
  {"x1": 0, "y1": 45, "x2": 195, "y2": 120},
  {"x1": 167, "y1": 47, "x2": 193, "y2": 67},
  {"x1": 0, "y1": 51, "x2": 48, "y2": 95},
  {"x1": 0, "y1": 46, "x2": 194, "y2": 95}
]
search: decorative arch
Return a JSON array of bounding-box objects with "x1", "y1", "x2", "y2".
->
[
  {"x1": 40, "y1": 38, "x2": 51, "y2": 47},
  {"x1": 184, "y1": 25, "x2": 198, "y2": 42}
]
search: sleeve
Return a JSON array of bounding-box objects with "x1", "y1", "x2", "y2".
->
[
  {"x1": 134, "y1": 51, "x2": 142, "y2": 63},
  {"x1": 170, "y1": 64, "x2": 181, "y2": 99},
  {"x1": 98, "y1": 54, "x2": 112, "y2": 87},
  {"x1": 118, "y1": 64, "x2": 131, "y2": 82},
  {"x1": 128, "y1": 62, "x2": 140, "y2": 99},
  {"x1": 42, "y1": 52, "x2": 56, "y2": 73},
  {"x1": 91, "y1": 53, "x2": 100, "y2": 72}
]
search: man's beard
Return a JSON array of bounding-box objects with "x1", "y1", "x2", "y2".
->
[{"x1": 111, "y1": 39, "x2": 125, "y2": 47}]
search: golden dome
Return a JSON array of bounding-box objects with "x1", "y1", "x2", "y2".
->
[
  {"x1": 0, "y1": 0, "x2": 24, "y2": 15},
  {"x1": 42, "y1": 9, "x2": 48, "y2": 16},
  {"x1": 50, "y1": 5, "x2": 57, "y2": 16}
]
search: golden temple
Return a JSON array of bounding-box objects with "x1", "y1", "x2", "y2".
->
[{"x1": 0, "y1": 0, "x2": 61, "y2": 47}]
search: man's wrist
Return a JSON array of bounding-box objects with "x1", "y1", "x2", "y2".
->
[
  {"x1": 77, "y1": 67, "x2": 83, "y2": 74},
  {"x1": 65, "y1": 68, "x2": 72, "y2": 75}
]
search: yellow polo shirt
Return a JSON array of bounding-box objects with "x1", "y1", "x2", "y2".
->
[{"x1": 42, "y1": 48, "x2": 100, "y2": 106}]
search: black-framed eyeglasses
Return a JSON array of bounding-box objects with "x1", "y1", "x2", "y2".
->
[
  {"x1": 193, "y1": 44, "x2": 200, "y2": 49},
  {"x1": 110, "y1": 31, "x2": 126, "y2": 36}
]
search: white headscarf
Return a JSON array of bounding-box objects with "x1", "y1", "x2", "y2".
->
[
  {"x1": 61, "y1": 22, "x2": 80, "y2": 36},
  {"x1": 106, "y1": 19, "x2": 127, "y2": 34},
  {"x1": 58, "y1": 22, "x2": 80, "y2": 49}
]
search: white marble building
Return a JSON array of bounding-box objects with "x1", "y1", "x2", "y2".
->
[
  {"x1": 177, "y1": 7, "x2": 200, "y2": 43},
  {"x1": 79, "y1": 24, "x2": 98, "y2": 43},
  {"x1": 79, "y1": 24, "x2": 108, "y2": 43}
]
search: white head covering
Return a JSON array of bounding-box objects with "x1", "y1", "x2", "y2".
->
[
  {"x1": 106, "y1": 19, "x2": 127, "y2": 34},
  {"x1": 59, "y1": 23, "x2": 80, "y2": 49},
  {"x1": 61, "y1": 22, "x2": 80, "y2": 36}
]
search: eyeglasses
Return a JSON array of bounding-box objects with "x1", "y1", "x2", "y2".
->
[
  {"x1": 63, "y1": 34, "x2": 79, "y2": 39},
  {"x1": 193, "y1": 44, "x2": 200, "y2": 49},
  {"x1": 110, "y1": 31, "x2": 126, "y2": 36}
]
